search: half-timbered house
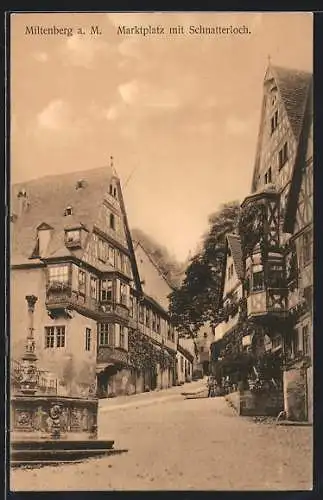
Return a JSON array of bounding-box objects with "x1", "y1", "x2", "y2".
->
[{"x1": 211, "y1": 63, "x2": 313, "y2": 421}]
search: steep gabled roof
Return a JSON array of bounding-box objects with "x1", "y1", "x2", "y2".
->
[
  {"x1": 270, "y1": 65, "x2": 312, "y2": 141},
  {"x1": 227, "y1": 234, "x2": 243, "y2": 280},
  {"x1": 11, "y1": 166, "x2": 115, "y2": 262},
  {"x1": 284, "y1": 79, "x2": 313, "y2": 233},
  {"x1": 251, "y1": 64, "x2": 312, "y2": 193}
]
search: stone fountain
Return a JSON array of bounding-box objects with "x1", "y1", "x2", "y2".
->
[{"x1": 10, "y1": 295, "x2": 120, "y2": 466}]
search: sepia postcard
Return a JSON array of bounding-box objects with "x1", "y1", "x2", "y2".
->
[{"x1": 8, "y1": 11, "x2": 313, "y2": 491}]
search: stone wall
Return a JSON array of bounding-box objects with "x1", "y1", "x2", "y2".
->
[
  {"x1": 226, "y1": 389, "x2": 283, "y2": 417},
  {"x1": 283, "y1": 366, "x2": 307, "y2": 421}
]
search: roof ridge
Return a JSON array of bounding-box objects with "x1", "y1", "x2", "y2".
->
[
  {"x1": 12, "y1": 165, "x2": 116, "y2": 187},
  {"x1": 271, "y1": 64, "x2": 312, "y2": 76}
]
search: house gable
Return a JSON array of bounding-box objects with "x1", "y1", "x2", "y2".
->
[
  {"x1": 134, "y1": 241, "x2": 173, "y2": 311},
  {"x1": 250, "y1": 65, "x2": 312, "y2": 233}
]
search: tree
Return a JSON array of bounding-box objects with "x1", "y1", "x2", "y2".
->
[{"x1": 168, "y1": 201, "x2": 240, "y2": 339}]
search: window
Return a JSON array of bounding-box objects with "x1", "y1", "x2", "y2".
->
[
  {"x1": 145, "y1": 308, "x2": 151, "y2": 327},
  {"x1": 302, "y1": 324, "x2": 310, "y2": 356},
  {"x1": 98, "y1": 323, "x2": 114, "y2": 346},
  {"x1": 252, "y1": 271, "x2": 264, "y2": 292},
  {"x1": 110, "y1": 213, "x2": 115, "y2": 230},
  {"x1": 139, "y1": 303, "x2": 145, "y2": 323},
  {"x1": 78, "y1": 270, "x2": 86, "y2": 294},
  {"x1": 156, "y1": 315, "x2": 161, "y2": 334},
  {"x1": 279, "y1": 142, "x2": 288, "y2": 169},
  {"x1": 303, "y1": 232, "x2": 312, "y2": 265},
  {"x1": 85, "y1": 328, "x2": 91, "y2": 351},
  {"x1": 48, "y1": 265, "x2": 69, "y2": 284},
  {"x1": 115, "y1": 250, "x2": 122, "y2": 269},
  {"x1": 271, "y1": 110, "x2": 278, "y2": 134},
  {"x1": 56, "y1": 326, "x2": 66, "y2": 347},
  {"x1": 268, "y1": 264, "x2": 284, "y2": 288},
  {"x1": 120, "y1": 326, "x2": 127, "y2": 349},
  {"x1": 120, "y1": 282, "x2": 128, "y2": 306},
  {"x1": 180, "y1": 356, "x2": 184, "y2": 372},
  {"x1": 45, "y1": 326, "x2": 65, "y2": 349},
  {"x1": 167, "y1": 322, "x2": 171, "y2": 339},
  {"x1": 45, "y1": 327, "x2": 55, "y2": 348},
  {"x1": 98, "y1": 238, "x2": 107, "y2": 262},
  {"x1": 264, "y1": 167, "x2": 272, "y2": 184},
  {"x1": 65, "y1": 230, "x2": 80, "y2": 244},
  {"x1": 109, "y1": 184, "x2": 113, "y2": 195},
  {"x1": 129, "y1": 295, "x2": 134, "y2": 318},
  {"x1": 108, "y1": 245, "x2": 115, "y2": 265},
  {"x1": 113, "y1": 187, "x2": 117, "y2": 198},
  {"x1": 64, "y1": 206, "x2": 73, "y2": 216},
  {"x1": 90, "y1": 276, "x2": 97, "y2": 299},
  {"x1": 292, "y1": 330, "x2": 299, "y2": 356},
  {"x1": 152, "y1": 312, "x2": 157, "y2": 331},
  {"x1": 101, "y1": 279, "x2": 113, "y2": 302}
]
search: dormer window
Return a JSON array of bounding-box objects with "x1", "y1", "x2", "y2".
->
[
  {"x1": 66, "y1": 229, "x2": 80, "y2": 243},
  {"x1": 109, "y1": 184, "x2": 113, "y2": 195},
  {"x1": 64, "y1": 206, "x2": 73, "y2": 216},
  {"x1": 65, "y1": 229, "x2": 81, "y2": 249}
]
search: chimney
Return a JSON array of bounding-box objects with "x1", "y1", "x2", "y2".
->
[{"x1": 17, "y1": 189, "x2": 29, "y2": 217}]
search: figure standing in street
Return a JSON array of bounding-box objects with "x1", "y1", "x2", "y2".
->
[{"x1": 207, "y1": 375, "x2": 216, "y2": 397}]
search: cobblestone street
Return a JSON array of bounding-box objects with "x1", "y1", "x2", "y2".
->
[{"x1": 11, "y1": 380, "x2": 312, "y2": 491}]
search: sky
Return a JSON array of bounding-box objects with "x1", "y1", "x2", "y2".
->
[{"x1": 10, "y1": 12, "x2": 313, "y2": 261}]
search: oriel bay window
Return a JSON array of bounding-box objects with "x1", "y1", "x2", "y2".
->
[
  {"x1": 101, "y1": 279, "x2": 113, "y2": 302},
  {"x1": 252, "y1": 270, "x2": 265, "y2": 292},
  {"x1": 78, "y1": 269, "x2": 86, "y2": 294},
  {"x1": 268, "y1": 264, "x2": 284, "y2": 288},
  {"x1": 65, "y1": 229, "x2": 81, "y2": 246},
  {"x1": 119, "y1": 282, "x2": 128, "y2": 306},
  {"x1": 98, "y1": 323, "x2": 114, "y2": 346},
  {"x1": 90, "y1": 276, "x2": 98, "y2": 300},
  {"x1": 48, "y1": 265, "x2": 69, "y2": 287}
]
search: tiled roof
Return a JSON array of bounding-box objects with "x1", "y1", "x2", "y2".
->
[
  {"x1": 177, "y1": 341, "x2": 194, "y2": 362},
  {"x1": 179, "y1": 338, "x2": 195, "y2": 359},
  {"x1": 226, "y1": 234, "x2": 243, "y2": 279},
  {"x1": 270, "y1": 65, "x2": 312, "y2": 140},
  {"x1": 10, "y1": 166, "x2": 115, "y2": 262}
]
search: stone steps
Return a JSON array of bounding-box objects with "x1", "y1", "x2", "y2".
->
[{"x1": 10, "y1": 439, "x2": 129, "y2": 466}]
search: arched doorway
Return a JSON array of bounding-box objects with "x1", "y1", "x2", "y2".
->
[{"x1": 97, "y1": 364, "x2": 118, "y2": 398}]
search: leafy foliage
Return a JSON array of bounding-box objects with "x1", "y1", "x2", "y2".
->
[{"x1": 168, "y1": 201, "x2": 240, "y2": 336}]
